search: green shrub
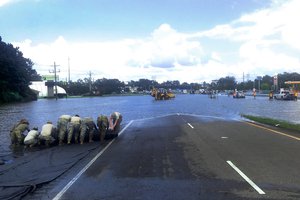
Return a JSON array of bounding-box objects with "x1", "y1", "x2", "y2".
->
[{"x1": 242, "y1": 114, "x2": 300, "y2": 132}]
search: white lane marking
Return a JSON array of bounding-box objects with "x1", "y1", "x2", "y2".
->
[
  {"x1": 221, "y1": 137, "x2": 228, "y2": 139},
  {"x1": 227, "y1": 161, "x2": 265, "y2": 195},
  {"x1": 187, "y1": 123, "x2": 194, "y2": 129},
  {"x1": 52, "y1": 120, "x2": 134, "y2": 200}
]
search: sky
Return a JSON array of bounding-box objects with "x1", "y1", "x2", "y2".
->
[{"x1": 1, "y1": 0, "x2": 300, "y2": 83}]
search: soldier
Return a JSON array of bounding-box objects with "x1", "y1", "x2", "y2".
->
[
  {"x1": 10, "y1": 119, "x2": 30, "y2": 146},
  {"x1": 108, "y1": 112, "x2": 122, "y2": 134},
  {"x1": 24, "y1": 127, "x2": 39, "y2": 147},
  {"x1": 57, "y1": 114, "x2": 71, "y2": 145},
  {"x1": 68, "y1": 115, "x2": 81, "y2": 144},
  {"x1": 80, "y1": 117, "x2": 97, "y2": 144},
  {"x1": 97, "y1": 115, "x2": 108, "y2": 142},
  {"x1": 39, "y1": 121, "x2": 57, "y2": 146}
]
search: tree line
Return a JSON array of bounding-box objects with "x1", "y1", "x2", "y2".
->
[
  {"x1": 58, "y1": 72, "x2": 300, "y2": 96},
  {"x1": 1, "y1": 36, "x2": 299, "y2": 102},
  {"x1": 57, "y1": 78, "x2": 208, "y2": 96},
  {"x1": 213, "y1": 73, "x2": 300, "y2": 92}
]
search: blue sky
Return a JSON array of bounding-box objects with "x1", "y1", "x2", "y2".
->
[
  {"x1": 1, "y1": 0, "x2": 299, "y2": 83},
  {"x1": 1, "y1": 0, "x2": 269, "y2": 42}
]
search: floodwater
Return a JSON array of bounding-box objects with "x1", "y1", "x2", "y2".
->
[{"x1": 1, "y1": 94, "x2": 300, "y2": 159}]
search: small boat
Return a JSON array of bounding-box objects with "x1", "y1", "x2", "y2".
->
[{"x1": 233, "y1": 91, "x2": 245, "y2": 98}]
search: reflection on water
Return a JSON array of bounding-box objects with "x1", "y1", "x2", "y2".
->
[{"x1": 1, "y1": 95, "x2": 300, "y2": 158}]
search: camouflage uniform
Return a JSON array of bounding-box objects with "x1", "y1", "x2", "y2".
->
[
  {"x1": 97, "y1": 115, "x2": 108, "y2": 142},
  {"x1": 80, "y1": 117, "x2": 97, "y2": 144},
  {"x1": 10, "y1": 119, "x2": 30, "y2": 145},
  {"x1": 57, "y1": 115, "x2": 71, "y2": 145},
  {"x1": 68, "y1": 115, "x2": 81, "y2": 144}
]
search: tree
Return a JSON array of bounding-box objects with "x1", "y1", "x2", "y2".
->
[
  {"x1": 217, "y1": 76, "x2": 236, "y2": 90},
  {"x1": 261, "y1": 83, "x2": 270, "y2": 90},
  {"x1": 244, "y1": 80, "x2": 254, "y2": 90},
  {"x1": 258, "y1": 75, "x2": 272, "y2": 90},
  {"x1": 94, "y1": 78, "x2": 124, "y2": 95},
  {"x1": 0, "y1": 36, "x2": 41, "y2": 103},
  {"x1": 60, "y1": 79, "x2": 90, "y2": 96},
  {"x1": 136, "y1": 79, "x2": 157, "y2": 91},
  {"x1": 179, "y1": 82, "x2": 190, "y2": 90}
]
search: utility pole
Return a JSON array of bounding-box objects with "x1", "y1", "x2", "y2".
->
[
  {"x1": 49, "y1": 62, "x2": 60, "y2": 100},
  {"x1": 68, "y1": 57, "x2": 70, "y2": 83},
  {"x1": 88, "y1": 71, "x2": 92, "y2": 94}
]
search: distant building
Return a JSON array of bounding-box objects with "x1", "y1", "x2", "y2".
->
[
  {"x1": 29, "y1": 81, "x2": 67, "y2": 98},
  {"x1": 123, "y1": 86, "x2": 138, "y2": 93}
]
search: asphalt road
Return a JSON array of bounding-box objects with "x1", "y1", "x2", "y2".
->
[{"x1": 29, "y1": 114, "x2": 300, "y2": 200}]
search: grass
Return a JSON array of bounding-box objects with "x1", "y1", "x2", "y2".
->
[{"x1": 242, "y1": 114, "x2": 300, "y2": 133}]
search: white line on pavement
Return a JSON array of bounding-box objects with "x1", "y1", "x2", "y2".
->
[
  {"x1": 52, "y1": 120, "x2": 134, "y2": 200},
  {"x1": 187, "y1": 123, "x2": 194, "y2": 129},
  {"x1": 227, "y1": 160, "x2": 265, "y2": 195}
]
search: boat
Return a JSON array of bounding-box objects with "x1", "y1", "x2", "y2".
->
[{"x1": 233, "y1": 91, "x2": 245, "y2": 98}]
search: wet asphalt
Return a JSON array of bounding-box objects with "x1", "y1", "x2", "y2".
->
[{"x1": 26, "y1": 114, "x2": 300, "y2": 200}]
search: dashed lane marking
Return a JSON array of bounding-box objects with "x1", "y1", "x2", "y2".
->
[
  {"x1": 187, "y1": 123, "x2": 194, "y2": 129},
  {"x1": 227, "y1": 160, "x2": 265, "y2": 195},
  {"x1": 52, "y1": 120, "x2": 134, "y2": 200}
]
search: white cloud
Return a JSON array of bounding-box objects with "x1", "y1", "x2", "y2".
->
[
  {"x1": 0, "y1": 0, "x2": 30, "y2": 7},
  {"x1": 127, "y1": 24, "x2": 203, "y2": 69},
  {"x1": 190, "y1": 0, "x2": 300, "y2": 79},
  {"x1": 13, "y1": 0, "x2": 300, "y2": 84},
  {"x1": 0, "y1": 0, "x2": 13, "y2": 7},
  {"x1": 14, "y1": 24, "x2": 206, "y2": 83},
  {"x1": 0, "y1": 0, "x2": 42, "y2": 7}
]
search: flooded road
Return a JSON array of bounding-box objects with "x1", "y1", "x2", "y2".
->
[
  {"x1": 1, "y1": 94, "x2": 300, "y2": 158},
  {"x1": 54, "y1": 114, "x2": 300, "y2": 200}
]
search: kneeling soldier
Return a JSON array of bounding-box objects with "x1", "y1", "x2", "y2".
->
[
  {"x1": 80, "y1": 117, "x2": 97, "y2": 144},
  {"x1": 97, "y1": 115, "x2": 108, "y2": 142}
]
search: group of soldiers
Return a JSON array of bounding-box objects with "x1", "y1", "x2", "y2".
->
[{"x1": 10, "y1": 112, "x2": 122, "y2": 147}]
